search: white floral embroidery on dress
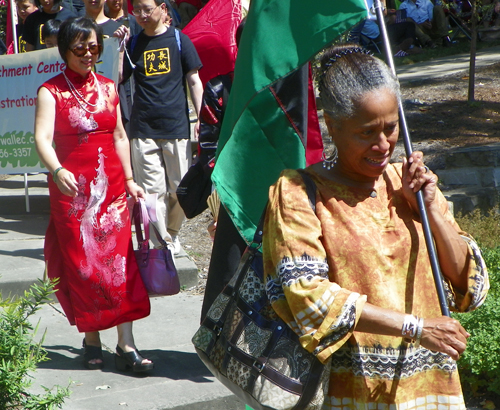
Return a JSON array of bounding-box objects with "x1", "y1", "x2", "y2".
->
[
  {"x1": 68, "y1": 105, "x2": 98, "y2": 144},
  {"x1": 79, "y1": 148, "x2": 113, "y2": 281},
  {"x1": 100, "y1": 205, "x2": 125, "y2": 233},
  {"x1": 68, "y1": 105, "x2": 98, "y2": 133},
  {"x1": 68, "y1": 174, "x2": 88, "y2": 217},
  {"x1": 112, "y1": 255, "x2": 126, "y2": 286}
]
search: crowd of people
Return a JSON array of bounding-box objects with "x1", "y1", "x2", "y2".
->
[
  {"x1": 2, "y1": 0, "x2": 202, "y2": 53},
  {"x1": 356, "y1": 0, "x2": 500, "y2": 57}
]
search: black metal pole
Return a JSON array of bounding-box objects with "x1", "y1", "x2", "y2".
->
[{"x1": 372, "y1": 0, "x2": 450, "y2": 317}]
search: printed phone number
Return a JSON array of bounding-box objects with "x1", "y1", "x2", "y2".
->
[{"x1": 0, "y1": 148, "x2": 32, "y2": 158}]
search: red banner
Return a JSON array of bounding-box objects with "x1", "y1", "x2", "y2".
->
[{"x1": 182, "y1": 0, "x2": 241, "y2": 87}]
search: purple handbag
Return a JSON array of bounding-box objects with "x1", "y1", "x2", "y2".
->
[{"x1": 132, "y1": 198, "x2": 180, "y2": 296}]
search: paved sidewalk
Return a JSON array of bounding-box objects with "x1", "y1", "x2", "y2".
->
[
  {"x1": 0, "y1": 174, "x2": 243, "y2": 409},
  {"x1": 396, "y1": 45, "x2": 500, "y2": 83}
]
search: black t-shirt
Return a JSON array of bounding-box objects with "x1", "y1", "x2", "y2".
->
[
  {"x1": 62, "y1": 0, "x2": 85, "y2": 15},
  {"x1": 123, "y1": 27, "x2": 202, "y2": 140},
  {"x1": 22, "y1": 8, "x2": 77, "y2": 49},
  {"x1": 16, "y1": 23, "x2": 28, "y2": 53}
]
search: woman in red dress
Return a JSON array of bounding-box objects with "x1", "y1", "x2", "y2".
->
[{"x1": 34, "y1": 17, "x2": 153, "y2": 372}]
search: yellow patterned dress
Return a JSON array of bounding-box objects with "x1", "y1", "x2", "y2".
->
[{"x1": 262, "y1": 164, "x2": 489, "y2": 410}]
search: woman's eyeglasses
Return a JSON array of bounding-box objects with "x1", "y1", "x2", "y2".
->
[
  {"x1": 131, "y1": 4, "x2": 159, "y2": 17},
  {"x1": 70, "y1": 43, "x2": 102, "y2": 57}
]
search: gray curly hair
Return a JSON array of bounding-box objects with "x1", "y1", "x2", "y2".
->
[{"x1": 318, "y1": 44, "x2": 401, "y2": 123}]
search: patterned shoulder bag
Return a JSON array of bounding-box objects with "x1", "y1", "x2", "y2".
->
[{"x1": 192, "y1": 170, "x2": 331, "y2": 410}]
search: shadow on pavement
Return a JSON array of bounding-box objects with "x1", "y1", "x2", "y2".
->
[
  {"x1": 0, "y1": 247, "x2": 44, "y2": 261},
  {"x1": 0, "y1": 178, "x2": 48, "y2": 190},
  {"x1": 38, "y1": 347, "x2": 214, "y2": 381},
  {"x1": 0, "y1": 218, "x2": 48, "y2": 237},
  {"x1": 0, "y1": 195, "x2": 50, "y2": 216}
]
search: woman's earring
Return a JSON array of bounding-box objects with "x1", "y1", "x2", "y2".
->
[{"x1": 322, "y1": 145, "x2": 338, "y2": 170}]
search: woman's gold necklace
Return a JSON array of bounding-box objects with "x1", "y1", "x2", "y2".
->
[{"x1": 63, "y1": 71, "x2": 103, "y2": 114}]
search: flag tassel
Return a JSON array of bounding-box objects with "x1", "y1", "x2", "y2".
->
[{"x1": 373, "y1": 0, "x2": 450, "y2": 317}]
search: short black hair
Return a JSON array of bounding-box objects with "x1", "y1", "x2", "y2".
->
[
  {"x1": 34, "y1": 0, "x2": 62, "y2": 8},
  {"x1": 15, "y1": 0, "x2": 36, "y2": 5},
  {"x1": 57, "y1": 17, "x2": 104, "y2": 63},
  {"x1": 42, "y1": 19, "x2": 61, "y2": 40}
]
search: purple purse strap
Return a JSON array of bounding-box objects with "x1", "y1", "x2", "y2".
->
[{"x1": 132, "y1": 199, "x2": 170, "y2": 250}]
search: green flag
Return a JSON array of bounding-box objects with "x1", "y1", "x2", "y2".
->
[{"x1": 212, "y1": 0, "x2": 369, "y2": 244}]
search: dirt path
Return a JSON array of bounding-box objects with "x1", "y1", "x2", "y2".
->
[{"x1": 180, "y1": 62, "x2": 500, "y2": 293}]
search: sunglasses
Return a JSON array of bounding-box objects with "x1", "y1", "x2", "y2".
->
[{"x1": 70, "y1": 43, "x2": 102, "y2": 57}]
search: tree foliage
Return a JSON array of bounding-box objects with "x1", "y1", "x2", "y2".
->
[{"x1": 0, "y1": 2, "x2": 7, "y2": 45}]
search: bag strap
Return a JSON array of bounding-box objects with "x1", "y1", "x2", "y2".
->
[
  {"x1": 174, "y1": 28, "x2": 182, "y2": 53},
  {"x1": 251, "y1": 169, "x2": 317, "y2": 247},
  {"x1": 133, "y1": 198, "x2": 150, "y2": 249},
  {"x1": 132, "y1": 198, "x2": 171, "y2": 250}
]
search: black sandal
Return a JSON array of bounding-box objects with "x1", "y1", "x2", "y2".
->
[
  {"x1": 115, "y1": 345, "x2": 154, "y2": 373},
  {"x1": 82, "y1": 339, "x2": 104, "y2": 370}
]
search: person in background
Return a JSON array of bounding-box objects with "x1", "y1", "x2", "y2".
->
[
  {"x1": 34, "y1": 17, "x2": 153, "y2": 373},
  {"x1": 171, "y1": 0, "x2": 205, "y2": 28},
  {"x1": 105, "y1": 0, "x2": 142, "y2": 34},
  {"x1": 262, "y1": 43, "x2": 488, "y2": 409},
  {"x1": 41, "y1": 18, "x2": 61, "y2": 47},
  {"x1": 165, "y1": 0, "x2": 181, "y2": 27},
  {"x1": 360, "y1": 18, "x2": 420, "y2": 57},
  {"x1": 15, "y1": 0, "x2": 38, "y2": 52},
  {"x1": 115, "y1": 0, "x2": 203, "y2": 255},
  {"x1": 83, "y1": 0, "x2": 123, "y2": 36},
  {"x1": 399, "y1": 0, "x2": 452, "y2": 47},
  {"x1": 23, "y1": 0, "x2": 77, "y2": 51}
]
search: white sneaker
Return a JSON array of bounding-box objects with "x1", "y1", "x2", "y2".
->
[{"x1": 171, "y1": 236, "x2": 181, "y2": 255}]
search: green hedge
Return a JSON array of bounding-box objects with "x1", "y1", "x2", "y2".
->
[{"x1": 453, "y1": 247, "x2": 500, "y2": 397}]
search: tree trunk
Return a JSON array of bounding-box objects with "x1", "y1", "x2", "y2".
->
[{"x1": 468, "y1": 0, "x2": 478, "y2": 102}]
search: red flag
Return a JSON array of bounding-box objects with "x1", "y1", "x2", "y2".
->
[
  {"x1": 6, "y1": 0, "x2": 14, "y2": 53},
  {"x1": 182, "y1": 0, "x2": 241, "y2": 87},
  {"x1": 306, "y1": 65, "x2": 323, "y2": 166}
]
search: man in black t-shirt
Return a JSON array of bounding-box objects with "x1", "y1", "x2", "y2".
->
[
  {"x1": 23, "y1": 0, "x2": 77, "y2": 51},
  {"x1": 15, "y1": 0, "x2": 38, "y2": 52},
  {"x1": 118, "y1": 0, "x2": 203, "y2": 255}
]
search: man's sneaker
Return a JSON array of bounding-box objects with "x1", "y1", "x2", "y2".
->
[{"x1": 171, "y1": 236, "x2": 181, "y2": 255}]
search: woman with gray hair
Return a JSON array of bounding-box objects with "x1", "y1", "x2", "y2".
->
[{"x1": 262, "y1": 44, "x2": 489, "y2": 409}]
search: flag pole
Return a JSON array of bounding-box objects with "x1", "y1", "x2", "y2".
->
[
  {"x1": 9, "y1": 0, "x2": 19, "y2": 54},
  {"x1": 372, "y1": 0, "x2": 450, "y2": 317}
]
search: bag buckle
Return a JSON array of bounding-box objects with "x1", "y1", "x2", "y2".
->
[
  {"x1": 213, "y1": 324, "x2": 222, "y2": 337},
  {"x1": 253, "y1": 360, "x2": 264, "y2": 372}
]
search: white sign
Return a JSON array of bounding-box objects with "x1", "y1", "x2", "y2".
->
[{"x1": 0, "y1": 38, "x2": 120, "y2": 174}]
